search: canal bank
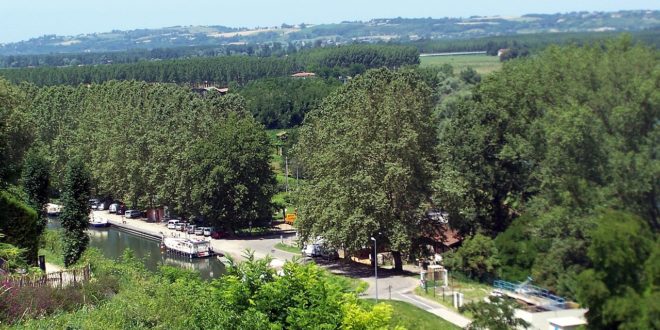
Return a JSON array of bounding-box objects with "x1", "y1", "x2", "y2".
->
[{"x1": 91, "y1": 210, "x2": 299, "y2": 264}]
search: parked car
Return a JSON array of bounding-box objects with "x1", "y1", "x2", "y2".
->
[
  {"x1": 211, "y1": 230, "x2": 225, "y2": 239},
  {"x1": 125, "y1": 210, "x2": 141, "y2": 218},
  {"x1": 109, "y1": 203, "x2": 119, "y2": 213},
  {"x1": 89, "y1": 199, "x2": 100, "y2": 207},
  {"x1": 302, "y1": 237, "x2": 337, "y2": 259},
  {"x1": 98, "y1": 202, "x2": 110, "y2": 210},
  {"x1": 203, "y1": 227, "x2": 212, "y2": 237},
  {"x1": 302, "y1": 243, "x2": 321, "y2": 257},
  {"x1": 194, "y1": 227, "x2": 204, "y2": 235},
  {"x1": 187, "y1": 225, "x2": 196, "y2": 235},
  {"x1": 167, "y1": 219, "x2": 180, "y2": 230},
  {"x1": 176, "y1": 222, "x2": 188, "y2": 231}
]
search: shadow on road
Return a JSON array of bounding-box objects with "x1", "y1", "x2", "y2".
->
[{"x1": 312, "y1": 258, "x2": 416, "y2": 279}]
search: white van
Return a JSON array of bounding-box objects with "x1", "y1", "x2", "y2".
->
[
  {"x1": 167, "y1": 220, "x2": 180, "y2": 230},
  {"x1": 109, "y1": 203, "x2": 119, "y2": 213}
]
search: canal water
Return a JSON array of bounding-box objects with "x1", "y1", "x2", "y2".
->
[{"x1": 48, "y1": 218, "x2": 226, "y2": 280}]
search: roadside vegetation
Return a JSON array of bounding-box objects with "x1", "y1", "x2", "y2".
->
[
  {"x1": 3, "y1": 249, "x2": 397, "y2": 329},
  {"x1": 274, "y1": 242, "x2": 301, "y2": 254}
]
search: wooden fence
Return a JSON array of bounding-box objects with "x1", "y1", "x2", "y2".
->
[{"x1": 0, "y1": 264, "x2": 91, "y2": 289}]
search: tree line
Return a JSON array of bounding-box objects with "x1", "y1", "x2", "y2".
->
[
  {"x1": 0, "y1": 43, "x2": 291, "y2": 68},
  {"x1": 0, "y1": 45, "x2": 420, "y2": 86},
  {"x1": 238, "y1": 76, "x2": 342, "y2": 129},
  {"x1": 2, "y1": 80, "x2": 276, "y2": 235}
]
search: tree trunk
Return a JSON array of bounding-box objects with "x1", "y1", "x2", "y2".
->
[{"x1": 392, "y1": 250, "x2": 403, "y2": 272}]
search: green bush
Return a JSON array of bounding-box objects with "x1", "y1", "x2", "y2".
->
[
  {"x1": 0, "y1": 190, "x2": 39, "y2": 264},
  {"x1": 445, "y1": 233, "x2": 500, "y2": 282}
]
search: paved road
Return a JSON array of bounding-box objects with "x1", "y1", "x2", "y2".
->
[
  {"x1": 91, "y1": 210, "x2": 470, "y2": 328},
  {"x1": 317, "y1": 259, "x2": 471, "y2": 328}
]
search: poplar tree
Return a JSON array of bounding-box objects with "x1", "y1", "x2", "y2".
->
[{"x1": 60, "y1": 158, "x2": 91, "y2": 267}]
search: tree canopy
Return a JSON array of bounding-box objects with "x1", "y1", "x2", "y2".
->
[
  {"x1": 431, "y1": 37, "x2": 658, "y2": 307},
  {"x1": 296, "y1": 68, "x2": 437, "y2": 270}
]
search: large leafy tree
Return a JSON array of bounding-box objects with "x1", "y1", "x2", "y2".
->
[
  {"x1": 576, "y1": 210, "x2": 658, "y2": 330},
  {"x1": 190, "y1": 107, "x2": 276, "y2": 233},
  {"x1": 60, "y1": 158, "x2": 91, "y2": 266},
  {"x1": 296, "y1": 68, "x2": 437, "y2": 270}
]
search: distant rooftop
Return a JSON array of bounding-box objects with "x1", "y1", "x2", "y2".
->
[{"x1": 291, "y1": 72, "x2": 316, "y2": 78}]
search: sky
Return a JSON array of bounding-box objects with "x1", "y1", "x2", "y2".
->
[{"x1": 2, "y1": 0, "x2": 658, "y2": 43}]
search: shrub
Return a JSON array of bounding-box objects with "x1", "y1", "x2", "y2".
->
[
  {"x1": 0, "y1": 285, "x2": 86, "y2": 324},
  {"x1": 446, "y1": 233, "x2": 500, "y2": 282}
]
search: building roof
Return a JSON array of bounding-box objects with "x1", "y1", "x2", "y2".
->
[
  {"x1": 203, "y1": 86, "x2": 229, "y2": 93},
  {"x1": 291, "y1": 72, "x2": 316, "y2": 78}
]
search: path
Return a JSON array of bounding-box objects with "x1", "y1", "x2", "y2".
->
[{"x1": 44, "y1": 262, "x2": 62, "y2": 273}]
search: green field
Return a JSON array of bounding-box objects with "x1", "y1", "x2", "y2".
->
[
  {"x1": 363, "y1": 299, "x2": 459, "y2": 330},
  {"x1": 420, "y1": 54, "x2": 502, "y2": 75}
]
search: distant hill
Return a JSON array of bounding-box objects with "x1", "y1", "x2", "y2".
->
[{"x1": 1, "y1": 10, "x2": 658, "y2": 56}]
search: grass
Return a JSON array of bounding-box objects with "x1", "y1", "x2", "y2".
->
[
  {"x1": 420, "y1": 54, "x2": 502, "y2": 75},
  {"x1": 274, "y1": 242, "x2": 301, "y2": 254},
  {"x1": 327, "y1": 272, "x2": 369, "y2": 293},
  {"x1": 39, "y1": 248, "x2": 64, "y2": 267},
  {"x1": 363, "y1": 299, "x2": 460, "y2": 330},
  {"x1": 413, "y1": 274, "x2": 492, "y2": 318}
]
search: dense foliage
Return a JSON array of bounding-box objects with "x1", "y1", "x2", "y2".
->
[
  {"x1": 575, "y1": 211, "x2": 658, "y2": 329},
  {"x1": 59, "y1": 158, "x2": 91, "y2": 266},
  {"x1": 296, "y1": 68, "x2": 436, "y2": 270},
  {"x1": 0, "y1": 79, "x2": 32, "y2": 184},
  {"x1": 239, "y1": 76, "x2": 341, "y2": 128},
  {"x1": 8, "y1": 249, "x2": 397, "y2": 329},
  {"x1": 20, "y1": 148, "x2": 50, "y2": 234},
  {"x1": 0, "y1": 43, "x2": 283, "y2": 68},
  {"x1": 0, "y1": 191, "x2": 39, "y2": 264},
  {"x1": 436, "y1": 37, "x2": 658, "y2": 304},
  {"x1": 0, "y1": 45, "x2": 420, "y2": 87},
  {"x1": 21, "y1": 81, "x2": 276, "y2": 230},
  {"x1": 444, "y1": 234, "x2": 499, "y2": 282}
]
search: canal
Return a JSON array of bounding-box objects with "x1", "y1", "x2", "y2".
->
[{"x1": 48, "y1": 218, "x2": 226, "y2": 279}]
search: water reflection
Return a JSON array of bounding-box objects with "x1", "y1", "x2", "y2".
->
[{"x1": 47, "y1": 217, "x2": 225, "y2": 280}]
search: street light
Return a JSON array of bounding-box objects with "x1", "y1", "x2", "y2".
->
[{"x1": 370, "y1": 236, "x2": 378, "y2": 302}]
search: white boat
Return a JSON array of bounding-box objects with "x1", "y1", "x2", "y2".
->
[
  {"x1": 88, "y1": 217, "x2": 110, "y2": 228},
  {"x1": 46, "y1": 203, "x2": 62, "y2": 216},
  {"x1": 162, "y1": 237, "x2": 213, "y2": 258}
]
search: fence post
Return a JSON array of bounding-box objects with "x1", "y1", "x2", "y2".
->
[{"x1": 60, "y1": 271, "x2": 63, "y2": 288}]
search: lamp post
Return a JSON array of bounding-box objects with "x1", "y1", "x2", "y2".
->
[{"x1": 370, "y1": 236, "x2": 378, "y2": 302}]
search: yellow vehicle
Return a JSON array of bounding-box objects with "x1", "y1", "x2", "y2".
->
[{"x1": 285, "y1": 213, "x2": 297, "y2": 225}]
